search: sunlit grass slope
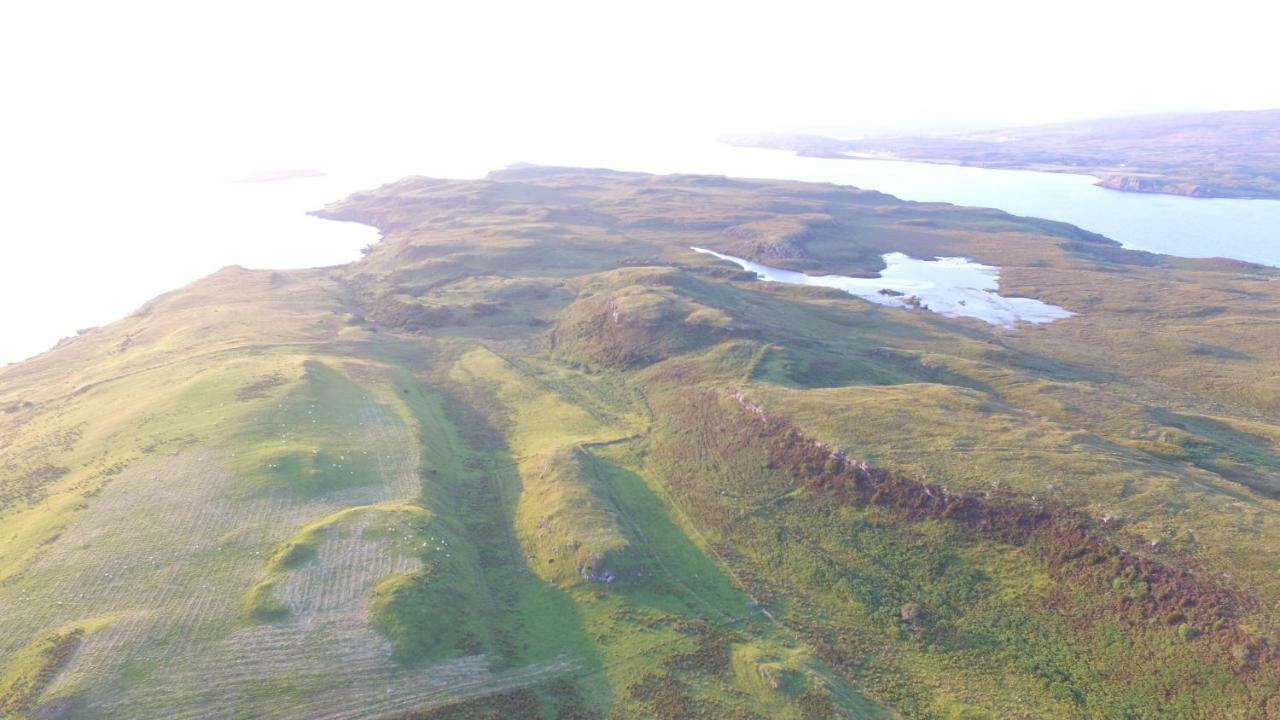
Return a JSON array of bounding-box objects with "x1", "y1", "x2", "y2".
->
[{"x1": 2, "y1": 166, "x2": 1279, "y2": 718}]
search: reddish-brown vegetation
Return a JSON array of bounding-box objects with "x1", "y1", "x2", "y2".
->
[
  {"x1": 0, "y1": 629, "x2": 83, "y2": 716},
  {"x1": 659, "y1": 385, "x2": 1280, "y2": 686}
]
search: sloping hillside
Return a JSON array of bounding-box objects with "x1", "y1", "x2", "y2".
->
[{"x1": 2, "y1": 167, "x2": 1279, "y2": 719}]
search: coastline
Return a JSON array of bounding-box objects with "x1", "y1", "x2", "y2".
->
[{"x1": 792, "y1": 149, "x2": 1280, "y2": 201}]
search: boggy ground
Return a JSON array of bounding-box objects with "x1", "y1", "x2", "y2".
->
[{"x1": 2, "y1": 166, "x2": 1279, "y2": 718}]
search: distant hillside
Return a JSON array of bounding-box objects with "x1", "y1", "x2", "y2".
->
[
  {"x1": 3, "y1": 167, "x2": 1280, "y2": 718},
  {"x1": 732, "y1": 109, "x2": 1280, "y2": 199}
]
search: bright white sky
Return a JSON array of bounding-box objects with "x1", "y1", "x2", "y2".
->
[{"x1": 2, "y1": 0, "x2": 1278, "y2": 364}]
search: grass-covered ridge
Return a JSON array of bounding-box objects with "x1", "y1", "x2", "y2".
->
[{"x1": 2, "y1": 166, "x2": 1279, "y2": 718}]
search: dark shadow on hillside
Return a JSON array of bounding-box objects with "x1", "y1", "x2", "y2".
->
[{"x1": 398, "y1": 358, "x2": 612, "y2": 710}]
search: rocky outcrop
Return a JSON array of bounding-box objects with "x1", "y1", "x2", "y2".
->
[
  {"x1": 717, "y1": 387, "x2": 1277, "y2": 672},
  {"x1": 1095, "y1": 175, "x2": 1216, "y2": 198}
]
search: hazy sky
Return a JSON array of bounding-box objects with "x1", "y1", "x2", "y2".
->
[
  {"x1": 2, "y1": 0, "x2": 1278, "y2": 364},
  {"x1": 5, "y1": 0, "x2": 1278, "y2": 173}
]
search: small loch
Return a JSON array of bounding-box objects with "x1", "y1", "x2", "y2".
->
[{"x1": 691, "y1": 247, "x2": 1074, "y2": 328}]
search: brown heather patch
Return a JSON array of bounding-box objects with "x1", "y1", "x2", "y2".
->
[
  {"x1": 626, "y1": 672, "x2": 699, "y2": 718},
  {"x1": 0, "y1": 628, "x2": 83, "y2": 716},
  {"x1": 765, "y1": 398, "x2": 1276, "y2": 653},
  {"x1": 665, "y1": 620, "x2": 737, "y2": 676},
  {"x1": 235, "y1": 374, "x2": 285, "y2": 401},
  {"x1": 400, "y1": 678, "x2": 598, "y2": 720},
  {"x1": 667, "y1": 386, "x2": 1280, "y2": 683}
]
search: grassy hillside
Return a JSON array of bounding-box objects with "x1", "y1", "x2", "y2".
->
[{"x1": 2, "y1": 166, "x2": 1279, "y2": 718}]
